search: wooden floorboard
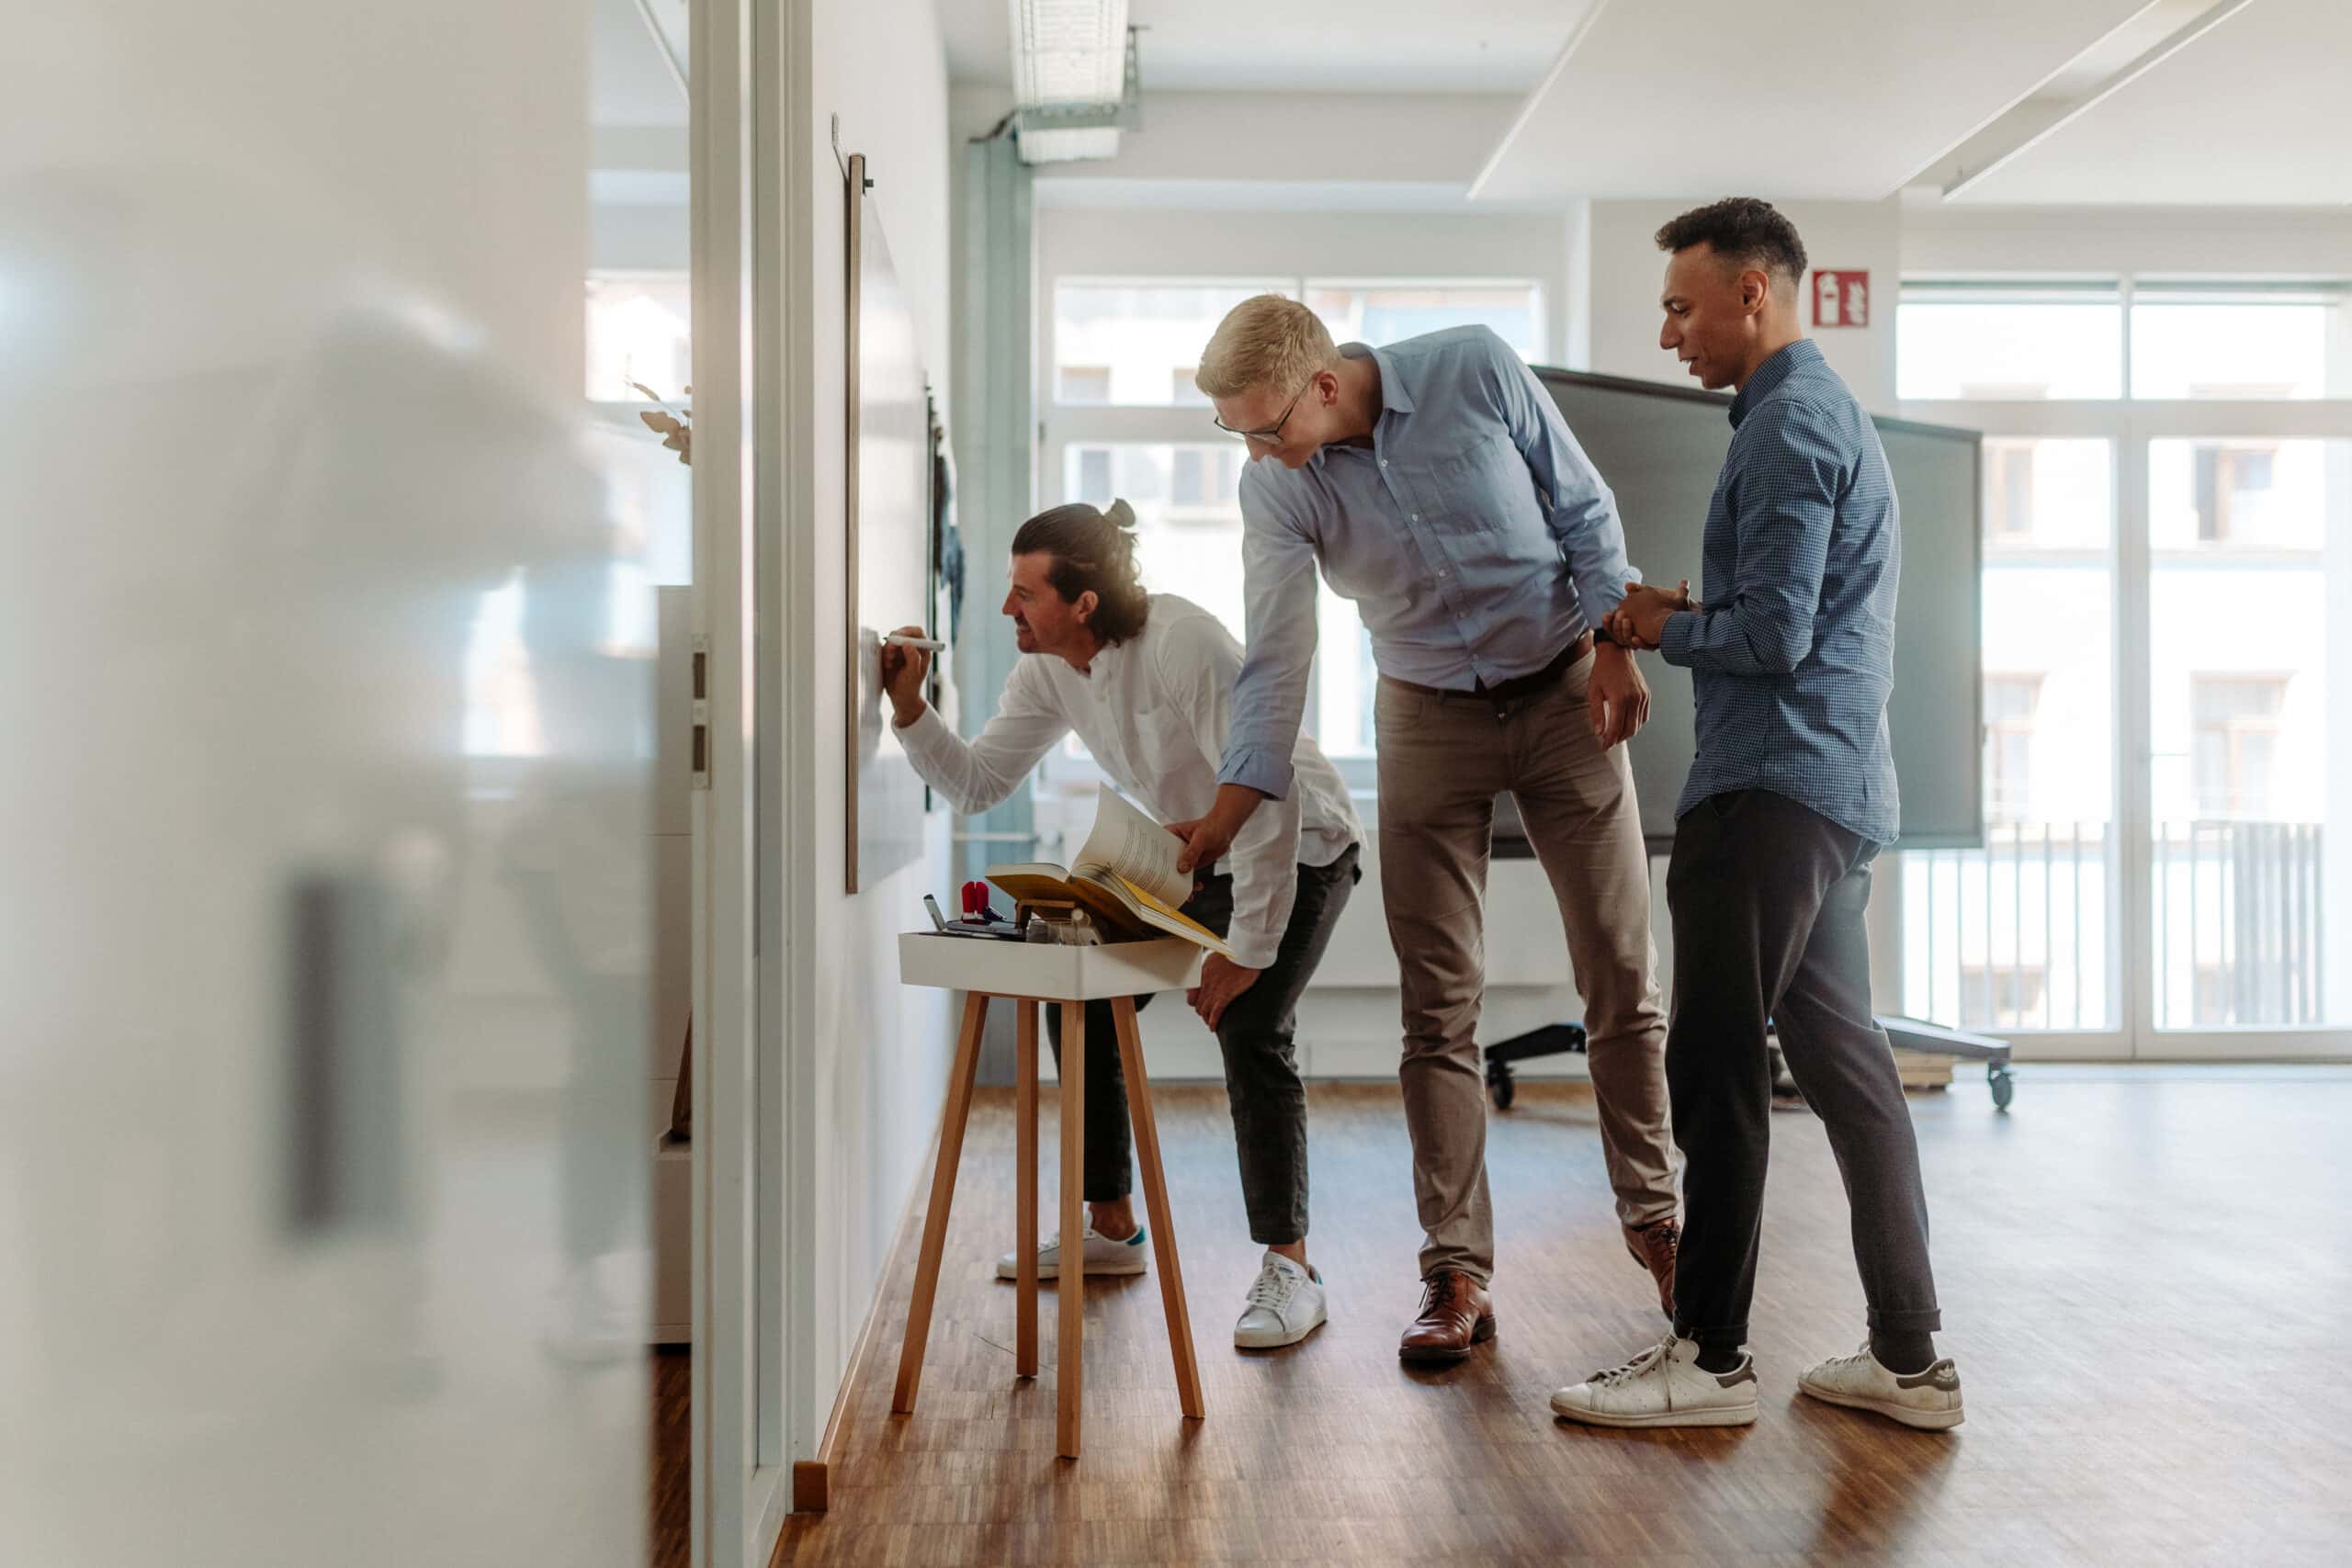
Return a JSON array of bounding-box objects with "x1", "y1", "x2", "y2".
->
[
  {"x1": 770, "y1": 1074, "x2": 2352, "y2": 1566},
  {"x1": 650, "y1": 1346, "x2": 689, "y2": 1568}
]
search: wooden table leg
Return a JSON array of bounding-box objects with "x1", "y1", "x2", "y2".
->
[
  {"x1": 1057, "y1": 998, "x2": 1086, "y2": 1459},
  {"x1": 1114, "y1": 995, "x2": 1204, "y2": 1421},
  {"x1": 1015, "y1": 998, "x2": 1039, "y2": 1379},
  {"x1": 891, "y1": 990, "x2": 989, "y2": 1415}
]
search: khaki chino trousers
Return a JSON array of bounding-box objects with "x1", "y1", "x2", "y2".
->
[{"x1": 1374, "y1": 647, "x2": 1679, "y2": 1282}]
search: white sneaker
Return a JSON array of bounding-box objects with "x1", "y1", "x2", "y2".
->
[
  {"x1": 1549, "y1": 1334, "x2": 1759, "y2": 1428},
  {"x1": 996, "y1": 1223, "x2": 1148, "y2": 1280},
  {"x1": 1233, "y1": 1251, "x2": 1328, "y2": 1349},
  {"x1": 1799, "y1": 1340, "x2": 1965, "y2": 1430}
]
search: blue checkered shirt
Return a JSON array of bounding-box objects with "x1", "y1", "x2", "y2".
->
[{"x1": 1658, "y1": 339, "x2": 1901, "y2": 844}]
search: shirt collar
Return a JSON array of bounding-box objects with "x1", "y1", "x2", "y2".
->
[
  {"x1": 1729, "y1": 338, "x2": 1822, "y2": 428},
  {"x1": 1310, "y1": 341, "x2": 1409, "y2": 470}
]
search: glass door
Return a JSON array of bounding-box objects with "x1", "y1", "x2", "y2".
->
[{"x1": 2140, "y1": 434, "x2": 2352, "y2": 1052}]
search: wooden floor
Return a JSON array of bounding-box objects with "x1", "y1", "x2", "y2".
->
[
  {"x1": 650, "y1": 1346, "x2": 689, "y2": 1568},
  {"x1": 764, "y1": 1071, "x2": 2352, "y2": 1566}
]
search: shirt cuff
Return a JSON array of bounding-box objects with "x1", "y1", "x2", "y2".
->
[
  {"x1": 1215, "y1": 745, "x2": 1294, "y2": 802},
  {"x1": 1658, "y1": 610, "x2": 1700, "y2": 668},
  {"x1": 1222, "y1": 925, "x2": 1282, "y2": 971}
]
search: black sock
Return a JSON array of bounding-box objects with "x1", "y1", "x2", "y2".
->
[
  {"x1": 1693, "y1": 1344, "x2": 1745, "y2": 1374},
  {"x1": 1871, "y1": 1331, "x2": 1937, "y2": 1374}
]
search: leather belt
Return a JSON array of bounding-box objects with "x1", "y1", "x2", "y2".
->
[{"x1": 1381, "y1": 630, "x2": 1593, "y2": 705}]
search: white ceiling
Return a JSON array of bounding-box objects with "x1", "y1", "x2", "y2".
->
[
  {"x1": 1471, "y1": 0, "x2": 2159, "y2": 204},
  {"x1": 594, "y1": 0, "x2": 686, "y2": 130},
  {"x1": 1950, "y1": 0, "x2": 2352, "y2": 206},
  {"x1": 939, "y1": 0, "x2": 1594, "y2": 94}
]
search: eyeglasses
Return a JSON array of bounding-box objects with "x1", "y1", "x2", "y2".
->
[{"x1": 1212, "y1": 375, "x2": 1315, "y2": 446}]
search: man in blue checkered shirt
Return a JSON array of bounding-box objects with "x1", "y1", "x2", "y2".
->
[{"x1": 1552, "y1": 199, "x2": 1965, "y2": 1436}]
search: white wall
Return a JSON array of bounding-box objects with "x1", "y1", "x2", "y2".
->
[
  {"x1": 1901, "y1": 204, "x2": 2352, "y2": 278},
  {"x1": 798, "y1": 0, "x2": 956, "y2": 1421},
  {"x1": 1582, "y1": 197, "x2": 1905, "y2": 412}
]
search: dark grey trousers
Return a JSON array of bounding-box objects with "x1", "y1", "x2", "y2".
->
[
  {"x1": 1047, "y1": 843, "x2": 1359, "y2": 1246},
  {"x1": 1664, "y1": 790, "x2": 1941, "y2": 1352}
]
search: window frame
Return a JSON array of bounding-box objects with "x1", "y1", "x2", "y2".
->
[
  {"x1": 1899, "y1": 269, "x2": 2352, "y2": 1061},
  {"x1": 1035, "y1": 272, "x2": 1551, "y2": 806}
]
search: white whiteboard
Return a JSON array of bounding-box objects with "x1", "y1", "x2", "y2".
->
[{"x1": 844, "y1": 156, "x2": 930, "y2": 892}]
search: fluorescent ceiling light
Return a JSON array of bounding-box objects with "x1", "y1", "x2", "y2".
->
[
  {"x1": 1008, "y1": 0, "x2": 1140, "y2": 166},
  {"x1": 1013, "y1": 126, "x2": 1124, "y2": 164},
  {"x1": 1012, "y1": 0, "x2": 1130, "y2": 111}
]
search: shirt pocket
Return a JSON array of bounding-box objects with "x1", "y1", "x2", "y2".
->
[{"x1": 1422, "y1": 431, "x2": 1532, "y2": 536}]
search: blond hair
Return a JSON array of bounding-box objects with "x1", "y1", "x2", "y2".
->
[{"x1": 1193, "y1": 294, "x2": 1340, "y2": 400}]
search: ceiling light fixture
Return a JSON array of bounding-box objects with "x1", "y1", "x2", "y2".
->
[{"x1": 1008, "y1": 0, "x2": 1142, "y2": 166}]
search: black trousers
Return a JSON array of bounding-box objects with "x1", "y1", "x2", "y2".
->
[
  {"x1": 1665, "y1": 790, "x2": 1941, "y2": 1352},
  {"x1": 1046, "y1": 844, "x2": 1359, "y2": 1246}
]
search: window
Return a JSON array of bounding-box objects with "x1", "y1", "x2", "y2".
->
[
  {"x1": 2191, "y1": 444, "x2": 2278, "y2": 542},
  {"x1": 1050, "y1": 276, "x2": 1546, "y2": 412},
  {"x1": 1959, "y1": 964, "x2": 2049, "y2": 1032},
  {"x1": 1168, "y1": 445, "x2": 1239, "y2": 511},
  {"x1": 1302, "y1": 279, "x2": 1545, "y2": 362},
  {"x1": 1058, "y1": 366, "x2": 1111, "y2": 404},
  {"x1": 1902, "y1": 278, "x2": 2352, "y2": 404},
  {"x1": 1074, "y1": 447, "x2": 1112, "y2": 506},
  {"x1": 1052, "y1": 280, "x2": 1292, "y2": 407},
  {"x1": 2130, "y1": 284, "x2": 2347, "y2": 400},
  {"x1": 1044, "y1": 273, "x2": 1551, "y2": 791},
  {"x1": 2188, "y1": 675, "x2": 2288, "y2": 819},
  {"x1": 1988, "y1": 444, "x2": 2035, "y2": 540},
  {"x1": 1901, "y1": 276, "x2": 2352, "y2": 1047},
  {"x1": 1984, "y1": 674, "x2": 2044, "y2": 824},
  {"x1": 585, "y1": 271, "x2": 690, "y2": 402},
  {"x1": 1896, "y1": 282, "x2": 2123, "y2": 400}
]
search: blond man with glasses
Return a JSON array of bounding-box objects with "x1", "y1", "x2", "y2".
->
[{"x1": 1169, "y1": 297, "x2": 1680, "y2": 1363}]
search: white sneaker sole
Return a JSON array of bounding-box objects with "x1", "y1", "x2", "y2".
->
[
  {"x1": 1234, "y1": 1304, "x2": 1327, "y2": 1350},
  {"x1": 995, "y1": 1253, "x2": 1148, "y2": 1280},
  {"x1": 1798, "y1": 1382, "x2": 1965, "y2": 1431},
  {"x1": 1549, "y1": 1395, "x2": 1758, "y2": 1428}
]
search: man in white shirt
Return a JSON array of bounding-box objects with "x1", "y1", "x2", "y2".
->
[{"x1": 880, "y1": 499, "x2": 1363, "y2": 1350}]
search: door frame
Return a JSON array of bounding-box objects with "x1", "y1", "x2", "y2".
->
[
  {"x1": 1902, "y1": 393, "x2": 2352, "y2": 1062},
  {"x1": 690, "y1": 0, "x2": 808, "y2": 1562}
]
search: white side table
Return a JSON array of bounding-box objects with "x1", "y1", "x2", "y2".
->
[{"x1": 892, "y1": 932, "x2": 1207, "y2": 1459}]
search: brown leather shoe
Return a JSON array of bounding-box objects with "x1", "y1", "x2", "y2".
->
[
  {"x1": 1397, "y1": 1269, "x2": 1496, "y2": 1364},
  {"x1": 1623, "y1": 1217, "x2": 1679, "y2": 1316}
]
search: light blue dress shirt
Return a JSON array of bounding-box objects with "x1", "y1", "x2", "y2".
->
[
  {"x1": 1658, "y1": 339, "x2": 1902, "y2": 845},
  {"x1": 1216, "y1": 324, "x2": 1638, "y2": 801}
]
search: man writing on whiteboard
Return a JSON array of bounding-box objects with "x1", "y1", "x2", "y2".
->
[
  {"x1": 1172, "y1": 298, "x2": 1681, "y2": 1363},
  {"x1": 1551, "y1": 197, "x2": 1962, "y2": 1432},
  {"x1": 881, "y1": 499, "x2": 1361, "y2": 1351}
]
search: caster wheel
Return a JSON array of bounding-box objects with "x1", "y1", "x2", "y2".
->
[
  {"x1": 1487, "y1": 1066, "x2": 1516, "y2": 1111},
  {"x1": 1989, "y1": 1065, "x2": 2014, "y2": 1111}
]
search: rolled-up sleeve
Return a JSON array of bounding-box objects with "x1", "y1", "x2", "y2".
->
[
  {"x1": 1495, "y1": 333, "x2": 1637, "y2": 626},
  {"x1": 1216, "y1": 467, "x2": 1319, "y2": 803},
  {"x1": 896, "y1": 660, "x2": 1070, "y2": 814}
]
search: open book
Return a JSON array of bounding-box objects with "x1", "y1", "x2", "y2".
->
[{"x1": 988, "y1": 784, "x2": 1236, "y2": 959}]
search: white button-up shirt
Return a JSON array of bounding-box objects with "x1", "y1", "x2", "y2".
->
[{"x1": 898, "y1": 594, "x2": 1359, "y2": 969}]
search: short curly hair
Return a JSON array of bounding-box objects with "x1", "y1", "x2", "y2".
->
[{"x1": 1654, "y1": 197, "x2": 1808, "y2": 288}]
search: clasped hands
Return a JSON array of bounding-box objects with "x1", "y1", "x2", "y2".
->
[{"x1": 1605, "y1": 579, "x2": 1694, "y2": 651}]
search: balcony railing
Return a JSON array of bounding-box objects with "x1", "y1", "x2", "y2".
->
[
  {"x1": 1902, "y1": 818, "x2": 2326, "y2": 1034},
  {"x1": 2154, "y1": 820, "x2": 2326, "y2": 1028},
  {"x1": 1906, "y1": 822, "x2": 2115, "y2": 1032}
]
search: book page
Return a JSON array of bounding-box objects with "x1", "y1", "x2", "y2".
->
[{"x1": 1070, "y1": 783, "x2": 1190, "y2": 908}]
